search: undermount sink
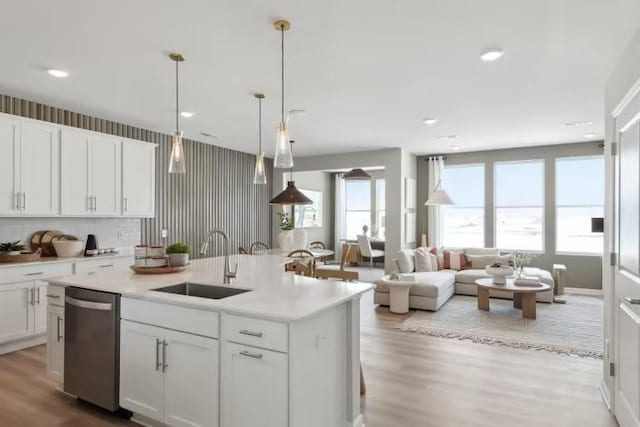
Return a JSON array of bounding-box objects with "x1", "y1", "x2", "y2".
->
[{"x1": 151, "y1": 283, "x2": 251, "y2": 300}]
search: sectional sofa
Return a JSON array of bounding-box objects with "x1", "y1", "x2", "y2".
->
[{"x1": 374, "y1": 247, "x2": 554, "y2": 311}]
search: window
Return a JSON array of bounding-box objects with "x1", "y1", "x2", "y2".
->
[
  {"x1": 495, "y1": 160, "x2": 544, "y2": 251},
  {"x1": 555, "y1": 156, "x2": 604, "y2": 254},
  {"x1": 375, "y1": 179, "x2": 386, "y2": 240},
  {"x1": 441, "y1": 164, "x2": 485, "y2": 248},
  {"x1": 294, "y1": 189, "x2": 323, "y2": 228},
  {"x1": 345, "y1": 180, "x2": 371, "y2": 239}
]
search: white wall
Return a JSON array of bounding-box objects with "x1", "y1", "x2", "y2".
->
[{"x1": 602, "y1": 27, "x2": 640, "y2": 410}]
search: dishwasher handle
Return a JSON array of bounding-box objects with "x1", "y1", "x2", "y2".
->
[{"x1": 65, "y1": 296, "x2": 113, "y2": 311}]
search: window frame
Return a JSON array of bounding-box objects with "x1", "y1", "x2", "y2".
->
[
  {"x1": 554, "y1": 154, "x2": 604, "y2": 257},
  {"x1": 493, "y1": 159, "x2": 546, "y2": 253},
  {"x1": 440, "y1": 163, "x2": 486, "y2": 248}
]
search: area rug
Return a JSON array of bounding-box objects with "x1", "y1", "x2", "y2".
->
[{"x1": 397, "y1": 294, "x2": 603, "y2": 359}]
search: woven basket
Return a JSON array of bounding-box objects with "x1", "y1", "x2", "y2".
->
[{"x1": 0, "y1": 248, "x2": 42, "y2": 264}]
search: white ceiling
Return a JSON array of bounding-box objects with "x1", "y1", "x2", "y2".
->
[{"x1": 1, "y1": 0, "x2": 639, "y2": 156}]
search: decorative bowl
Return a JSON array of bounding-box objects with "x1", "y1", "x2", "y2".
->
[{"x1": 484, "y1": 265, "x2": 514, "y2": 284}]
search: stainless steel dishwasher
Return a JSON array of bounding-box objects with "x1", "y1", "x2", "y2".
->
[{"x1": 64, "y1": 286, "x2": 121, "y2": 411}]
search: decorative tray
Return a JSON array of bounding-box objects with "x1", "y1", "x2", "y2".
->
[
  {"x1": 0, "y1": 248, "x2": 42, "y2": 264},
  {"x1": 130, "y1": 265, "x2": 187, "y2": 275}
]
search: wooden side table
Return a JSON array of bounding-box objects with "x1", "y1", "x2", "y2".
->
[{"x1": 341, "y1": 243, "x2": 361, "y2": 266}]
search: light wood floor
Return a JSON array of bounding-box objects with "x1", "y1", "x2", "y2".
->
[{"x1": 0, "y1": 291, "x2": 615, "y2": 427}]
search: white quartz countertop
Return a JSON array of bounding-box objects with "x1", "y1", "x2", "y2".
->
[
  {"x1": 0, "y1": 252, "x2": 130, "y2": 269},
  {"x1": 47, "y1": 255, "x2": 374, "y2": 321}
]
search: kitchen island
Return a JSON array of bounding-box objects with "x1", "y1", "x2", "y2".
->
[{"x1": 47, "y1": 254, "x2": 373, "y2": 427}]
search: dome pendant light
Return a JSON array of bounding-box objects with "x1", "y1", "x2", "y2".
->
[
  {"x1": 343, "y1": 168, "x2": 372, "y2": 180},
  {"x1": 273, "y1": 20, "x2": 294, "y2": 169},
  {"x1": 270, "y1": 140, "x2": 312, "y2": 205},
  {"x1": 168, "y1": 53, "x2": 186, "y2": 174},
  {"x1": 253, "y1": 93, "x2": 267, "y2": 185}
]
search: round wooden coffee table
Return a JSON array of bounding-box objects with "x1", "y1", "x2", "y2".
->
[
  {"x1": 379, "y1": 276, "x2": 413, "y2": 314},
  {"x1": 475, "y1": 278, "x2": 551, "y2": 319}
]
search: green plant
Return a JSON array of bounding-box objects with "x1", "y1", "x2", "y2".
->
[
  {"x1": 166, "y1": 242, "x2": 191, "y2": 255},
  {"x1": 0, "y1": 241, "x2": 25, "y2": 253},
  {"x1": 276, "y1": 211, "x2": 294, "y2": 231}
]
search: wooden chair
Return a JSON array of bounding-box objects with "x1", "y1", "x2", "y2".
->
[
  {"x1": 285, "y1": 249, "x2": 316, "y2": 277},
  {"x1": 315, "y1": 246, "x2": 359, "y2": 282},
  {"x1": 250, "y1": 241, "x2": 270, "y2": 255},
  {"x1": 309, "y1": 241, "x2": 329, "y2": 264},
  {"x1": 238, "y1": 246, "x2": 249, "y2": 254}
]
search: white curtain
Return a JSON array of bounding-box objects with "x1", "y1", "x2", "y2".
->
[
  {"x1": 427, "y1": 156, "x2": 445, "y2": 247},
  {"x1": 334, "y1": 174, "x2": 346, "y2": 258}
]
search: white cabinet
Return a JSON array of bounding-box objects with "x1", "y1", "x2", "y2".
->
[
  {"x1": 221, "y1": 342, "x2": 288, "y2": 427},
  {"x1": 74, "y1": 256, "x2": 131, "y2": 276},
  {"x1": 34, "y1": 281, "x2": 48, "y2": 334},
  {"x1": 0, "y1": 114, "x2": 59, "y2": 216},
  {"x1": 46, "y1": 304, "x2": 64, "y2": 384},
  {"x1": 60, "y1": 129, "x2": 121, "y2": 216},
  {"x1": 120, "y1": 319, "x2": 220, "y2": 427},
  {"x1": 122, "y1": 140, "x2": 155, "y2": 217},
  {"x1": 0, "y1": 282, "x2": 33, "y2": 342}
]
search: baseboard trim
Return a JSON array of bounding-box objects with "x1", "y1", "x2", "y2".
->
[
  {"x1": 600, "y1": 380, "x2": 613, "y2": 413},
  {"x1": 0, "y1": 334, "x2": 46, "y2": 355},
  {"x1": 565, "y1": 287, "x2": 603, "y2": 296}
]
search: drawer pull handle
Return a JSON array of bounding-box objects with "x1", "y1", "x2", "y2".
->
[
  {"x1": 99, "y1": 264, "x2": 114, "y2": 268},
  {"x1": 46, "y1": 294, "x2": 60, "y2": 299},
  {"x1": 239, "y1": 350, "x2": 263, "y2": 359},
  {"x1": 625, "y1": 297, "x2": 640, "y2": 305},
  {"x1": 56, "y1": 316, "x2": 63, "y2": 342},
  {"x1": 25, "y1": 272, "x2": 44, "y2": 276},
  {"x1": 239, "y1": 329, "x2": 263, "y2": 338},
  {"x1": 155, "y1": 338, "x2": 162, "y2": 371}
]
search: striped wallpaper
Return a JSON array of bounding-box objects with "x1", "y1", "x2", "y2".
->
[{"x1": 0, "y1": 94, "x2": 273, "y2": 257}]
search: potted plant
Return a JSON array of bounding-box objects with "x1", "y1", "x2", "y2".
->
[
  {"x1": 276, "y1": 211, "x2": 294, "y2": 253},
  {"x1": 0, "y1": 241, "x2": 25, "y2": 256},
  {"x1": 166, "y1": 242, "x2": 191, "y2": 267}
]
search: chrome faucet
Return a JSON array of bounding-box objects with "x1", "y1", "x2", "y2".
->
[{"x1": 199, "y1": 229, "x2": 237, "y2": 284}]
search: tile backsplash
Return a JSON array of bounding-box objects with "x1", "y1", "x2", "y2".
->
[{"x1": 0, "y1": 218, "x2": 141, "y2": 252}]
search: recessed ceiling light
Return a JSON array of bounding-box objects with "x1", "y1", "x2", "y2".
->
[
  {"x1": 437, "y1": 135, "x2": 459, "y2": 140},
  {"x1": 423, "y1": 118, "x2": 438, "y2": 125},
  {"x1": 47, "y1": 69, "x2": 69, "y2": 78},
  {"x1": 480, "y1": 48, "x2": 504, "y2": 62},
  {"x1": 583, "y1": 133, "x2": 597, "y2": 138},
  {"x1": 450, "y1": 145, "x2": 461, "y2": 151},
  {"x1": 180, "y1": 111, "x2": 194, "y2": 118},
  {"x1": 563, "y1": 120, "x2": 593, "y2": 127}
]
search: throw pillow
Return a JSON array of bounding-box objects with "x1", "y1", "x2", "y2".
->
[
  {"x1": 396, "y1": 249, "x2": 416, "y2": 273},
  {"x1": 444, "y1": 250, "x2": 467, "y2": 271},
  {"x1": 436, "y1": 248, "x2": 445, "y2": 270},
  {"x1": 428, "y1": 253, "x2": 439, "y2": 272},
  {"x1": 414, "y1": 247, "x2": 434, "y2": 272}
]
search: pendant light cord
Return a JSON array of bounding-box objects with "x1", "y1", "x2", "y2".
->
[
  {"x1": 258, "y1": 97, "x2": 262, "y2": 153},
  {"x1": 281, "y1": 25, "x2": 285, "y2": 123},
  {"x1": 175, "y1": 59, "x2": 179, "y2": 133},
  {"x1": 289, "y1": 140, "x2": 294, "y2": 181}
]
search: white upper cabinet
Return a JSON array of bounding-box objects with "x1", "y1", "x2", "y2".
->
[
  {"x1": 0, "y1": 114, "x2": 59, "y2": 216},
  {"x1": 60, "y1": 129, "x2": 122, "y2": 216},
  {"x1": 122, "y1": 140, "x2": 156, "y2": 217}
]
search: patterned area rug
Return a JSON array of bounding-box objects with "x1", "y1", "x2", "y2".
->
[{"x1": 398, "y1": 294, "x2": 603, "y2": 359}]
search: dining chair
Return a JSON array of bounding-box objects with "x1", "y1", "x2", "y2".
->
[
  {"x1": 315, "y1": 245, "x2": 359, "y2": 281},
  {"x1": 250, "y1": 241, "x2": 270, "y2": 255},
  {"x1": 309, "y1": 241, "x2": 329, "y2": 264},
  {"x1": 285, "y1": 249, "x2": 316, "y2": 276},
  {"x1": 238, "y1": 246, "x2": 249, "y2": 255},
  {"x1": 357, "y1": 234, "x2": 384, "y2": 270}
]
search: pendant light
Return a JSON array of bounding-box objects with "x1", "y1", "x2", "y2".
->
[
  {"x1": 270, "y1": 140, "x2": 312, "y2": 205},
  {"x1": 424, "y1": 179, "x2": 454, "y2": 205},
  {"x1": 273, "y1": 20, "x2": 294, "y2": 169},
  {"x1": 343, "y1": 168, "x2": 372, "y2": 180},
  {"x1": 168, "y1": 53, "x2": 186, "y2": 174},
  {"x1": 253, "y1": 93, "x2": 267, "y2": 185}
]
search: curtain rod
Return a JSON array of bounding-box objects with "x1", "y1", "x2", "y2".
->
[{"x1": 424, "y1": 155, "x2": 448, "y2": 161}]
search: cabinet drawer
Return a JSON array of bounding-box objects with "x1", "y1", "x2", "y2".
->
[
  {"x1": 0, "y1": 262, "x2": 73, "y2": 285},
  {"x1": 223, "y1": 313, "x2": 288, "y2": 353},
  {"x1": 46, "y1": 284, "x2": 65, "y2": 306},
  {"x1": 121, "y1": 298, "x2": 219, "y2": 339},
  {"x1": 74, "y1": 256, "x2": 130, "y2": 275}
]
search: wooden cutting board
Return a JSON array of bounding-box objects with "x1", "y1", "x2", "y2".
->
[{"x1": 40, "y1": 230, "x2": 64, "y2": 257}]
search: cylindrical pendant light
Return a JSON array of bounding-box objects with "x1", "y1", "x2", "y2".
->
[
  {"x1": 273, "y1": 20, "x2": 294, "y2": 169},
  {"x1": 270, "y1": 140, "x2": 312, "y2": 205},
  {"x1": 168, "y1": 53, "x2": 186, "y2": 174},
  {"x1": 253, "y1": 93, "x2": 267, "y2": 185}
]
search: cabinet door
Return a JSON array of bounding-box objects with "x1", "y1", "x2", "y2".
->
[
  {"x1": 0, "y1": 282, "x2": 34, "y2": 343},
  {"x1": 120, "y1": 320, "x2": 165, "y2": 422},
  {"x1": 60, "y1": 129, "x2": 91, "y2": 215},
  {"x1": 122, "y1": 141, "x2": 155, "y2": 217},
  {"x1": 221, "y1": 342, "x2": 288, "y2": 427},
  {"x1": 164, "y1": 330, "x2": 219, "y2": 427},
  {"x1": 19, "y1": 121, "x2": 59, "y2": 215},
  {"x1": 91, "y1": 136, "x2": 121, "y2": 216},
  {"x1": 46, "y1": 304, "x2": 64, "y2": 384},
  {"x1": 0, "y1": 115, "x2": 20, "y2": 214},
  {"x1": 34, "y1": 281, "x2": 48, "y2": 334}
]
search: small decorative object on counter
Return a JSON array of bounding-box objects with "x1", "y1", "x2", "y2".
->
[
  {"x1": 166, "y1": 242, "x2": 190, "y2": 267},
  {"x1": 0, "y1": 240, "x2": 25, "y2": 256},
  {"x1": 484, "y1": 262, "x2": 514, "y2": 285},
  {"x1": 0, "y1": 246, "x2": 42, "y2": 264},
  {"x1": 513, "y1": 252, "x2": 538, "y2": 277},
  {"x1": 277, "y1": 211, "x2": 294, "y2": 253},
  {"x1": 85, "y1": 234, "x2": 99, "y2": 256}
]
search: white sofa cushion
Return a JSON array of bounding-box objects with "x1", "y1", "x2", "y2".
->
[
  {"x1": 397, "y1": 249, "x2": 415, "y2": 273},
  {"x1": 376, "y1": 271, "x2": 456, "y2": 298},
  {"x1": 415, "y1": 247, "x2": 437, "y2": 272},
  {"x1": 455, "y1": 269, "x2": 492, "y2": 284}
]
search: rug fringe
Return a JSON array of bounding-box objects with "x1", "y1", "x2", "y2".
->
[{"x1": 398, "y1": 326, "x2": 603, "y2": 359}]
